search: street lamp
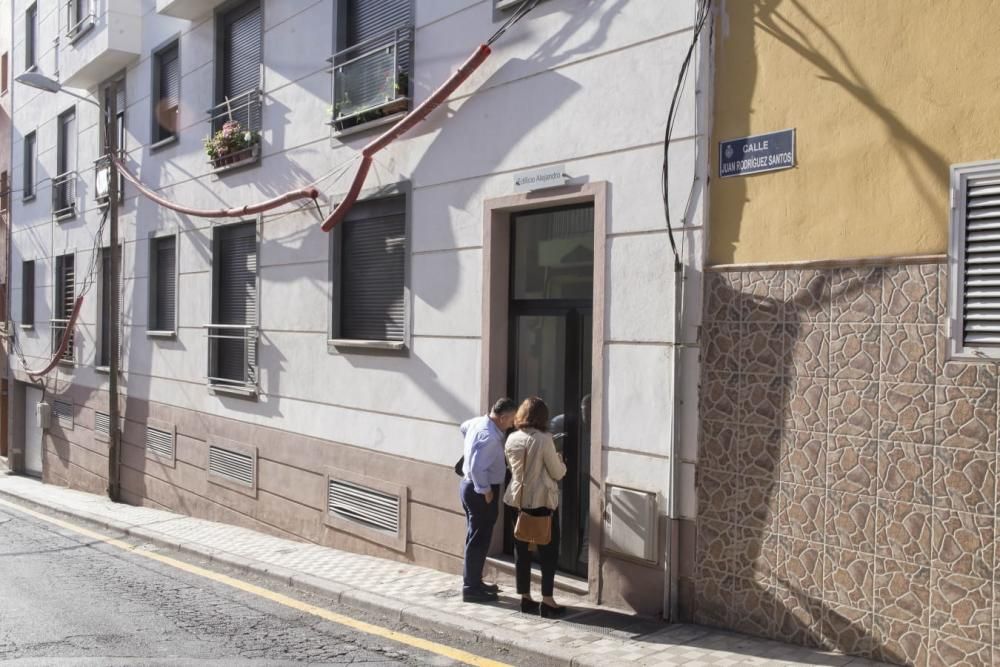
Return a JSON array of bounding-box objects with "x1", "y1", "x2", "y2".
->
[{"x1": 16, "y1": 71, "x2": 122, "y2": 502}]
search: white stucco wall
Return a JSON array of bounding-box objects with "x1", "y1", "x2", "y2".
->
[{"x1": 8, "y1": 0, "x2": 708, "y2": 515}]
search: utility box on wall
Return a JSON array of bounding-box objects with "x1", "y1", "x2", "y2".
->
[
  {"x1": 36, "y1": 401, "x2": 50, "y2": 430},
  {"x1": 603, "y1": 484, "x2": 658, "y2": 562}
]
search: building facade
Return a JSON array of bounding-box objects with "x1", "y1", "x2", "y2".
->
[
  {"x1": 5, "y1": 0, "x2": 710, "y2": 617},
  {"x1": 695, "y1": 1, "x2": 1000, "y2": 665}
]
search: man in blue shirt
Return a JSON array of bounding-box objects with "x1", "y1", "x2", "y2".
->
[{"x1": 459, "y1": 397, "x2": 517, "y2": 602}]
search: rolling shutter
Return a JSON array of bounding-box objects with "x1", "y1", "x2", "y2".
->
[
  {"x1": 340, "y1": 196, "x2": 406, "y2": 342},
  {"x1": 345, "y1": 0, "x2": 412, "y2": 102},
  {"x1": 146, "y1": 424, "x2": 174, "y2": 460},
  {"x1": 222, "y1": 1, "x2": 262, "y2": 131},
  {"x1": 962, "y1": 171, "x2": 1000, "y2": 346},
  {"x1": 153, "y1": 236, "x2": 176, "y2": 331},
  {"x1": 22, "y1": 260, "x2": 34, "y2": 323},
  {"x1": 216, "y1": 223, "x2": 256, "y2": 383},
  {"x1": 328, "y1": 478, "x2": 400, "y2": 534},
  {"x1": 23, "y1": 132, "x2": 35, "y2": 198},
  {"x1": 209, "y1": 444, "x2": 254, "y2": 487},
  {"x1": 99, "y1": 248, "x2": 121, "y2": 366},
  {"x1": 158, "y1": 44, "x2": 179, "y2": 140},
  {"x1": 25, "y1": 5, "x2": 36, "y2": 69}
]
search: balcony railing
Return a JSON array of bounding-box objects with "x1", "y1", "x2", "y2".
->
[
  {"x1": 330, "y1": 26, "x2": 413, "y2": 133},
  {"x1": 205, "y1": 89, "x2": 263, "y2": 171},
  {"x1": 95, "y1": 154, "x2": 124, "y2": 206},
  {"x1": 50, "y1": 318, "x2": 74, "y2": 364},
  {"x1": 205, "y1": 324, "x2": 258, "y2": 392},
  {"x1": 51, "y1": 171, "x2": 77, "y2": 220},
  {"x1": 63, "y1": 0, "x2": 96, "y2": 42}
]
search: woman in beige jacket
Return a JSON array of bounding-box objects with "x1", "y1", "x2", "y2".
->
[{"x1": 503, "y1": 397, "x2": 567, "y2": 617}]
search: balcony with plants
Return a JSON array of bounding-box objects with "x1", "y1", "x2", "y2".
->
[
  {"x1": 205, "y1": 90, "x2": 263, "y2": 172},
  {"x1": 329, "y1": 26, "x2": 413, "y2": 136}
]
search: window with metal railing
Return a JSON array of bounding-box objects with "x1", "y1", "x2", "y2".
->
[
  {"x1": 53, "y1": 107, "x2": 77, "y2": 220},
  {"x1": 207, "y1": 222, "x2": 258, "y2": 394},
  {"x1": 64, "y1": 0, "x2": 95, "y2": 42},
  {"x1": 52, "y1": 254, "x2": 75, "y2": 364},
  {"x1": 207, "y1": 0, "x2": 262, "y2": 172}
]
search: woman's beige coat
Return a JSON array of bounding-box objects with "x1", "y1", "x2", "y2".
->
[{"x1": 503, "y1": 428, "x2": 567, "y2": 510}]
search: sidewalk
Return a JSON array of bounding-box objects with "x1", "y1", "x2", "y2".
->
[{"x1": 0, "y1": 473, "x2": 886, "y2": 667}]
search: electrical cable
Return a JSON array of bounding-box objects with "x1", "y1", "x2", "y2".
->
[
  {"x1": 487, "y1": 0, "x2": 541, "y2": 46},
  {"x1": 662, "y1": 0, "x2": 712, "y2": 272}
]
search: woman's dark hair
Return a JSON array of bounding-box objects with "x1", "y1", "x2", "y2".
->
[{"x1": 514, "y1": 396, "x2": 549, "y2": 431}]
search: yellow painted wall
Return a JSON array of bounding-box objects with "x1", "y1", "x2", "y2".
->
[{"x1": 710, "y1": 0, "x2": 1000, "y2": 265}]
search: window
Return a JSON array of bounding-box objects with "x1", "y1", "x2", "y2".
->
[
  {"x1": 149, "y1": 235, "x2": 177, "y2": 333},
  {"x1": 331, "y1": 194, "x2": 407, "y2": 345},
  {"x1": 212, "y1": 1, "x2": 262, "y2": 140},
  {"x1": 331, "y1": 0, "x2": 413, "y2": 133},
  {"x1": 98, "y1": 248, "x2": 120, "y2": 367},
  {"x1": 21, "y1": 260, "x2": 34, "y2": 326},
  {"x1": 53, "y1": 254, "x2": 75, "y2": 363},
  {"x1": 66, "y1": 0, "x2": 95, "y2": 40},
  {"x1": 54, "y1": 108, "x2": 77, "y2": 218},
  {"x1": 1, "y1": 171, "x2": 9, "y2": 213},
  {"x1": 25, "y1": 4, "x2": 36, "y2": 71},
  {"x1": 209, "y1": 222, "x2": 257, "y2": 390},
  {"x1": 22, "y1": 131, "x2": 35, "y2": 200},
  {"x1": 1, "y1": 52, "x2": 9, "y2": 93},
  {"x1": 949, "y1": 160, "x2": 1000, "y2": 359},
  {"x1": 100, "y1": 78, "x2": 126, "y2": 154},
  {"x1": 152, "y1": 41, "x2": 179, "y2": 144}
]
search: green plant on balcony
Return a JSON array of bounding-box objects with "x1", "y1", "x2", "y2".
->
[
  {"x1": 204, "y1": 119, "x2": 260, "y2": 168},
  {"x1": 331, "y1": 72, "x2": 410, "y2": 133}
]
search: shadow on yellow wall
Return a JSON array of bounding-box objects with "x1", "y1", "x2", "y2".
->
[{"x1": 708, "y1": 0, "x2": 992, "y2": 265}]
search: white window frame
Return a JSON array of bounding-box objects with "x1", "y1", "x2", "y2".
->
[{"x1": 948, "y1": 159, "x2": 1000, "y2": 361}]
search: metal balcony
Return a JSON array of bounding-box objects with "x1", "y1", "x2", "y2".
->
[
  {"x1": 206, "y1": 89, "x2": 263, "y2": 172},
  {"x1": 205, "y1": 324, "x2": 258, "y2": 393},
  {"x1": 329, "y1": 26, "x2": 413, "y2": 134},
  {"x1": 50, "y1": 318, "x2": 74, "y2": 364},
  {"x1": 51, "y1": 171, "x2": 77, "y2": 220}
]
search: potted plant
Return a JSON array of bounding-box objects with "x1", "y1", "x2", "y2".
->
[{"x1": 204, "y1": 119, "x2": 261, "y2": 169}]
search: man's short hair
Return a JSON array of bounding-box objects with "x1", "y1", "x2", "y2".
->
[{"x1": 490, "y1": 397, "x2": 517, "y2": 416}]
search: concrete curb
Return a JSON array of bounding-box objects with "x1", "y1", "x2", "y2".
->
[{"x1": 0, "y1": 485, "x2": 581, "y2": 666}]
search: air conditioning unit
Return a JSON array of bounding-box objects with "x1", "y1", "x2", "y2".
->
[
  {"x1": 36, "y1": 401, "x2": 51, "y2": 430},
  {"x1": 604, "y1": 484, "x2": 658, "y2": 562}
]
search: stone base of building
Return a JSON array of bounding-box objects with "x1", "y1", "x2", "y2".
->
[{"x1": 696, "y1": 259, "x2": 998, "y2": 666}]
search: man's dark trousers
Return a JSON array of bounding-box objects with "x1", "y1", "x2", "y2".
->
[{"x1": 460, "y1": 480, "x2": 500, "y2": 593}]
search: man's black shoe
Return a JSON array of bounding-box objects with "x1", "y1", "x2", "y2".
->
[
  {"x1": 480, "y1": 582, "x2": 500, "y2": 594},
  {"x1": 462, "y1": 588, "x2": 499, "y2": 603}
]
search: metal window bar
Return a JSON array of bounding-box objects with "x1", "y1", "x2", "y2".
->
[
  {"x1": 94, "y1": 154, "x2": 123, "y2": 205},
  {"x1": 51, "y1": 171, "x2": 77, "y2": 219},
  {"x1": 329, "y1": 26, "x2": 413, "y2": 127},
  {"x1": 63, "y1": 0, "x2": 95, "y2": 40},
  {"x1": 205, "y1": 88, "x2": 263, "y2": 166},
  {"x1": 204, "y1": 323, "x2": 257, "y2": 390},
  {"x1": 50, "y1": 318, "x2": 73, "y2": 363}
]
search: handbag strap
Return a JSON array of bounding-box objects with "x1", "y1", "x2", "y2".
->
[{"x1": 515, "y1": 434, "x2": 537, "y2": 509}]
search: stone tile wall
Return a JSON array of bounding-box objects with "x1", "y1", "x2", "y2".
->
[{"x1": 695, "y1": 261, "x2": 999, "y2": 667}]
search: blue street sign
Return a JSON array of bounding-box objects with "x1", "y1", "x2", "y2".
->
[{"x1": 719, "y1": 129, "x2": 796, "y2": 178}]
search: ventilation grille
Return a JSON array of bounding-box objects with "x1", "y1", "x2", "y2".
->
[
  {"x1": 146, "y1": 425, "x2": 174, "y2": 460},
  {"x1": 963, "y1": 174, "x2": 1000, "y2": 345},
  {"x1": 208, "y1": 444, "x2": 254, "y2": 486},
  {"x1": 328, "y1": 479, "x2": 400, "y2": 534},
  {"x1": 52, "y1": 400, "x2": 73, "y2": 429},
  {"x1": 95, "y1": 411, "x2": 110, "y2": 436}
]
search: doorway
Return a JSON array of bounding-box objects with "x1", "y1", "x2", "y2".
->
[{"x1": 506, "y1": 204, "x2": 593, "y2": 577}]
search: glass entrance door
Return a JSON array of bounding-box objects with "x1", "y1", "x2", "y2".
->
[{"x1": 506, "y1": 204, "x2": 594, "y2": 578}]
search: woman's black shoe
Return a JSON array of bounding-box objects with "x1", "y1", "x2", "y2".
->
[
  {"x1": 539, "y1": 602, "x2": 566, "y2": 618},
  {"x1": 520, "y1": 598, "x2": 540, "y2": 614}
]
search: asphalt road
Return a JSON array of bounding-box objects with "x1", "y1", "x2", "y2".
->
[{"x1": 0, "y1": 502, "x2": 517, "y2": 666}]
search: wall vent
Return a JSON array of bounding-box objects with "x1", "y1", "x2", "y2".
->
[
  {"x1": 604, "y1": 484, "x2": 658, "y2": 562},
  {"x1": 52, "y1": 400, "x2": 73, "y2": 429},
  {"x1": 208, "y1": 444, "x2": 254, "y2": 487},
  {"x1": 328, "y1": 478, "x2": 400, "y2": 534},
  {"x1": 146, "y1": 425, "x2": 174, "y2": 460},
  {"x1": 94, "y1": 411, "x2": 110, "y2": 436}
]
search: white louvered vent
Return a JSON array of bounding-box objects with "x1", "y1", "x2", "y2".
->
[
  {"x1": 94, "y1": 411, "x2": 110, "y2": 436},
  {"x1": 328, "y1": 478, "x2": 400, "y2": 534},
  {"x1": 962, "y1": 173, "x2": 1000, "y2": 346},
  {"x1": 208, "y1": 444, "x2": 254, "y2": 487},
  {"x1": 52, "y1": 400, "x2": 73, "y2": 429},
  {"x1": 146, "y1": 425, "x2": 174, "y2": 460}
]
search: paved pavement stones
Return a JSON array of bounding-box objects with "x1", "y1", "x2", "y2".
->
[{"x1": 0, "y1": 473, "x2": 889, "y2": 666}]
